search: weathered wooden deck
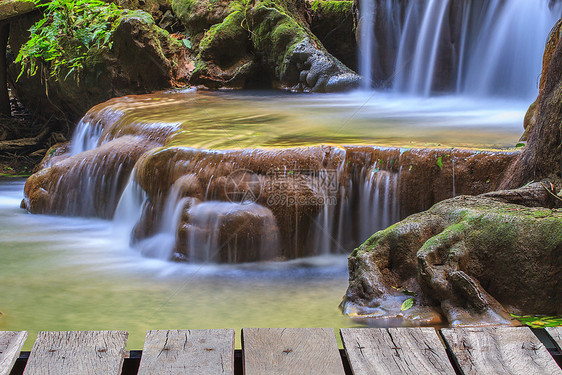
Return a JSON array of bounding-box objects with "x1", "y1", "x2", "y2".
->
[{"x1": 1, "y1": 327, "x2": 561, "y2": 374}]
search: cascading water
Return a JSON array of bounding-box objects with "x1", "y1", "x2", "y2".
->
[{"x1": 360, "y1": 0, "x2": 562, "y2": 98}]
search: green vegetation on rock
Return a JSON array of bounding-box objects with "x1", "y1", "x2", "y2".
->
[
  {"x1": 16, "y1": 0, "x2": 123, "y2": 81},
  {"x1": 310, "y1": 0, "x2": 352, "y2": 16}
]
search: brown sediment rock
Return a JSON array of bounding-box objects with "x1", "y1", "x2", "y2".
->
[
  {"x1": 344, "y1": 147, "x2": 517, "y2": 216},
  {"x1": 22, "y1": 135, "x2": 159, "y2": 218},
  {"x1": 133, "y1": 145, "x2": 346, "y2": 260}
]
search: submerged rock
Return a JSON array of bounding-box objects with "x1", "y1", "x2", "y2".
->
[{"x1": 341, "y1": 183, "x2": 562, "y2": 325}]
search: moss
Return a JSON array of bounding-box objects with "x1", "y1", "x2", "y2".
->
[
  {"x1": 120, "y1": 9, "x2": 156, "y2": 25},
  {"x1": 172, "y1": 0, "x2": 234, "y2": 36},
  {"x1": 250, "y1": 3, "x2": 307, "y2": 76},
  {"x1": 532, "y1": 209, "x2": 553, "y2": 218},
  {"x1": 310, "y1": 0, "x2": 353, "y2": 16},
  {"x1": 199, "y1": 11, "x2": 244, "y2": 52}
]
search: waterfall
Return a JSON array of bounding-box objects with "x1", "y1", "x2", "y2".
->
[
  {"x1": 309, "y1": 162, "x2": 401, "y2": 255},
  {"x1": 362, "y1": 0, "x2": 562, "y2": 98},
  {"x1": 70, "y1": 117, "x2": 104, "y2": 155},
  {"x1": 358, "y1": 0, "x2": 375, "y2": 89}
]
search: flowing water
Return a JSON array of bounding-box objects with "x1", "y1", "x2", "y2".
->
[
  {"x1": 3, "y1": 0, "x2": 558, "y2": 342},
  {"x1": 360, "y1": 0, "x2": 562, "y2": 98},
  {"x1": 0, "y1": 179, "x2": 353, "y2": 349}
]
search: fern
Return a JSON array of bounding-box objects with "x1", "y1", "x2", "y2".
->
[{"x1": 15, "y1": 0, "x2": 123, "y2": 83}]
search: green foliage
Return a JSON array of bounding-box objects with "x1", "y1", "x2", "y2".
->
[
  {"x1": 16, "y1": 0, "x2": 123, "y2": 82},
  {"x1": 511, "y1": 314, "x2": 562, "y2": 328},
  {"x1": 436, "y1": 156, "x2": 443, "y2": 170},
  {"x1": 310, "y1": 0, "x2": 353, "y2": 15},
  {"x1": 400, "y1": 297, "x2": 414, "y2": 311}
]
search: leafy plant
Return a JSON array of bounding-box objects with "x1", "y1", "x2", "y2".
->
[
  {"x1": 436, "y1": 156, "x2": 443, "y2": 170},
  {"x1": 16, "y1": 0, "x2": 123, "y2": 83},
  {"x1": 401, "y1": 298, "x2": 414, "y2": 311},
  {"x1": 511, "y1": 314, "x2": 562, "y2": 328}
]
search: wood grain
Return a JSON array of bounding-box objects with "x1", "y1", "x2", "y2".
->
[
  {"x1": 23, "y1": 331, "x2": 128, "y2": 375},
  {"x1": 546, "y1": 327, "x2": 562, "y2": 351},
  {"x1": 242, "y1": 328, "x2": 345, "y2": 375},
  {"x1": 441, "y1": 326, "x2": 562, "y2": 375},
  {"x1": 341, "y1": 327, "x2": 455, "y2": 375},
  {"x1": 0, "y1": 331, "x2": 28, "y2": 375},
  {"x1": 137, "y1": 329, "x2": 235, "y2": 375}
]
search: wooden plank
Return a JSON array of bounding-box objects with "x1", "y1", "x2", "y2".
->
[
  {"x1": 0, "y1": 331, "x2": 28, "y2": 375},
  {"x1": 441, "y1": 326, "x2": 562, "y2": 375},
  {"x1": 341, "y1": 327, "x2": 455, "y2": 375},
  {"x1": 242, "y1": 328, "x2": 345, "y2": 375},
  {"x1": 546, "y1": 327, "x2": 562, "y2": 351},
  {"x1": 23, "y1": 331, "x2": 128, "y2": 375},
  {"x1": 137, "y1": 329, "x2": 235, "y2": 375}
]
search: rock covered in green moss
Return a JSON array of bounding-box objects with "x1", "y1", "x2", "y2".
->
[
  {"x1": 342, "y1": 182, "x2": 562, "y2": 326},
  {"x1": 190, "y1": 10, "x2": 256, "y2": 88},
  {"x1": 309, "y1": 0, "x2": 356, "y2": 70},
  {"x1": 173, "y1": 0, "x2": 359, "y2": 91}
]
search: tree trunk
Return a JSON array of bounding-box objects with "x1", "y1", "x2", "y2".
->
[
  {"x1": 500, "y1": 21, "x2": 562, "y2": 189},
  {"x1": 0, "y1": 22, "x2": 10, "y2": 117}
]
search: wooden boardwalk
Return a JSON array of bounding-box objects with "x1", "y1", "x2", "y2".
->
[{"x1": 1, "y1": 327, "x2": 561, "y2": 374}]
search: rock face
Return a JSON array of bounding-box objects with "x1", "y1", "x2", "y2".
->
[
  {"x1": 342, "y1": 183, "x2": 562, "y2": 325},
  {"x1": 504, "y1": 19, "x2": 562, "y2": 188}
]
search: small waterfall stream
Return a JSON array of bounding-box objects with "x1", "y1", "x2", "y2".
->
[{"x1": 360, "y1": 0, "x2": 562, "y2": 98}]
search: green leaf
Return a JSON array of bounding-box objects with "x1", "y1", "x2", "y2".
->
[
  {"x1": 436, "y1": 156, "x2": 443, "y2": 170},
  {"x1": 515, "y1": 143, "x2": 526, "y2": 148},
  {"x1": 401, "y1": 298, "x2": 414, "y2": 311}
]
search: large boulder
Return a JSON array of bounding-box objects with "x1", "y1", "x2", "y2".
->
[
  {"x1": 173, "y1": 0, "x2": 360, "y2": 91},
  {"x1": 249, "y1": 1, "x2": 359, "y2": 91},
  {"x1": 310, "y1": 0, "x2": 356, "y2": 71},
  {"x1": 342, "y1": 183, "x2": 562, "y2": 325}
]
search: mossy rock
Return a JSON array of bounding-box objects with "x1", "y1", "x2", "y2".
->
[
  {"x1": 309, "y1": 0, "x2": 356, "y2": 70},
  {"x1": 171, "y1": 0, "x2": 235, "y2": 39},
  {"x1": 249, "y1": 1, "x2": 359, "y2": 91},
  {"x1": 186, "y1": 0, "x2": 359, "y2": 91},
  {"x1": 199, "y1": 11, "x2": 250, "y2": 65},
  {"x1": 343, "y1": 183, "x2": 562, "y2": 326}
]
